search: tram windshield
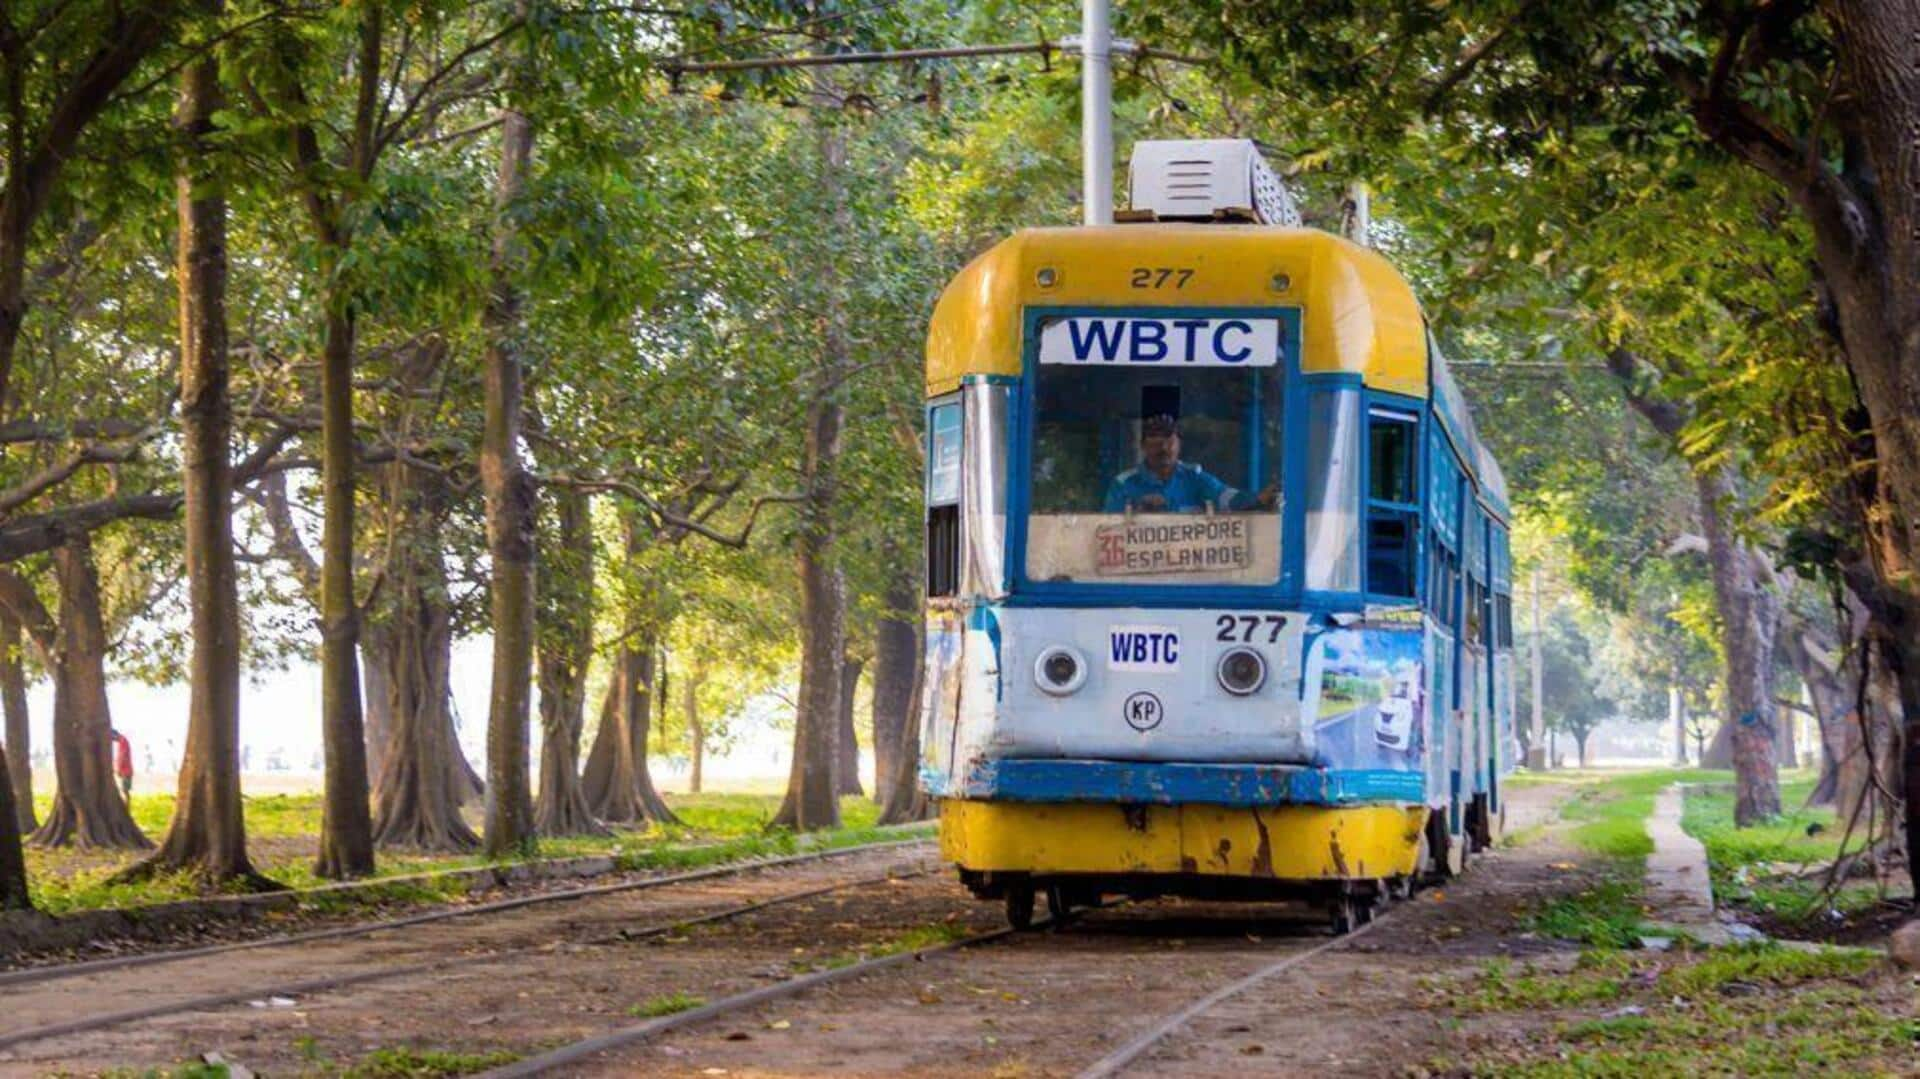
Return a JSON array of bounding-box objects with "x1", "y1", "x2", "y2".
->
[{"x1": 1026, "y1": 357, "x2": 1283, "y2": 587}]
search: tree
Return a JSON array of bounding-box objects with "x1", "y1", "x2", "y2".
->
[
  {"x1": 1, "y1": 611, "x2": 32, "y2": 832},
  {"x1": 1538, "y1": 607, "x2": 1614, "y2": 768},
  {"x1": 124, "y1": 0, "x2": 264, "y2": 883},
  {"x1": 533, "y1": 487, "x2": 603, "y2": 836},
  {"x1": 1607, "y1": 349, "x2": 1781, "y2": 821},
  {"x1": 478, "y1": 4, "x2": 538, "y2": 858}
]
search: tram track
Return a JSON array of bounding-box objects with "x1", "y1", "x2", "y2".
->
[
  {"x1": 0, "y1": 835, "x2": 934, "y2": 989},
  {"x1": 0, "y1": 863, "x2": 942, "y2": 1053}
]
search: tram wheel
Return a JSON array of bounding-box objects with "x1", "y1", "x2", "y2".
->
[{"x1": 1006, "y1": 884, "x2": 1036, "y2": 931}]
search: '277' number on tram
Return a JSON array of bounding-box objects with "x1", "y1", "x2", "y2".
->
[{"x1": 1216, "y1": 614, "x2": 1287, "y2": 643}]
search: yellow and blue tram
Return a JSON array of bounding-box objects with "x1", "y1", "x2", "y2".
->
[{"x1": 917, "y1": 141, "x2": 1516, "y2": 931}]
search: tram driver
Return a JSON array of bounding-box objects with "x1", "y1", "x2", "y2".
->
[{"x1": 1102, "y1": 411, "x2": 1278, "y2": 515}]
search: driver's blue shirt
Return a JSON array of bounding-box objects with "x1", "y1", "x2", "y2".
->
[{"x1": 1102, "y1": 461, "x2": 1247, "y2": 513}]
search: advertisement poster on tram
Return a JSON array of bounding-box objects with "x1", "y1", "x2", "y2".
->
[{"x1": 1302, "y1": 626, "x2": 1426, "y2": 776}]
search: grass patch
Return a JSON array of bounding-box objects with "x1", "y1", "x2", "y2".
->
[
  {"x1": 628, "y1": 990, "x2": 706, "y2": 1017},
  {"x1": 1528, "y1": 878, "x2": 1654, "y2": 949},
  {"x1": 343, "y1": 1046, "x2": 522, "y2": 1077},
  {"x1": 1674, "y1": 774, "x2": 1885, "y2": 925},
  {"x1": 806, "y1": 921, "x2": 973, "y2": 972},
  {"x1": 1458, "y1": 952, "x2": 1641, "y2": 1012},
  {"x1": 20, "y1": 793, "x2": 929, "y2": 916},
  {"x1": 1557, "y1": 768, "x2": 1729, "y2": 863},
  {"x1": 1655, "y1": 942, "x2": 1880, "y2": 997}
]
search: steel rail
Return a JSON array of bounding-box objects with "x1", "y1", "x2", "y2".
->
[
  {"x1": 0, "y1": 835, "x2": 934, "y2": 989},
  {"x1": 477, "y1": 923, "x2": 1025, "y2": 1077},
  {"x1": 0, "y1": 866, "x2": 938, "y2": 1053},
  {"x1": 1073, "y1": 913, "x2": 1391, "y2": 1078}
]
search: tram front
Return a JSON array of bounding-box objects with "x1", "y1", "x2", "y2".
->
[{"x1": 920, "y1": 141, "x2": 1435, "y2": 928}]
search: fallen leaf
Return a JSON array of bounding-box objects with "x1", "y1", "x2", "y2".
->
[{"x1": 769, "y1": 1020, "x2": 792, "y2": 1030}]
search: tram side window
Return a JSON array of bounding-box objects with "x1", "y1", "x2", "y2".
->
[
  {"x1": 927, "y1": 400, "x2": 962, "y2": 597},
  {"x1": 1494, "y1": 592, "x2": 1514, "y2": 649},
  {"x1": 1427, "y1": 542, "x2": 1458, "y2": 628},
  {"x1": 1366, "y1": 410, "x2": 1419, "y2": 598}
]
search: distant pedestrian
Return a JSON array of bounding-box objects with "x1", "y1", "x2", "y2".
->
[{"x1": 110, "y1": 728, "x2": 133, "y2": 801}]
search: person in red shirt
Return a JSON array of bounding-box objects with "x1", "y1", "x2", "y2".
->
[{"x1": 110, "y1": 728, "x2": 133, "y2": 801}]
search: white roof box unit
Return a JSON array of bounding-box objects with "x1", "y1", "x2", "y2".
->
[{"x1": 1124, "y1": 139, "x2": 1302, "y2": 226}]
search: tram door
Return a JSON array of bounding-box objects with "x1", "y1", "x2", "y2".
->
[{"x1": 1462, "y1": 505, "x2": 1490, "y2": 843}]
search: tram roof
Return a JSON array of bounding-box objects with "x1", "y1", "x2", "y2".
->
[{"x1": 925, "y1": 224, "x2": 1507, "y2": 514}]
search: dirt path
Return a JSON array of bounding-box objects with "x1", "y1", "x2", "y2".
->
[{"x1": 4, "y1": 786, "x2": 1610, "y2": 1077}]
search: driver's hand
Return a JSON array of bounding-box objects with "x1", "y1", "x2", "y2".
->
[
  {"x1": 1256, "y1": 484, "x2": 1279, "y2": 510},
  {"x1": 1136, "y1": 494, "x2": 1168, "y2": 511}
]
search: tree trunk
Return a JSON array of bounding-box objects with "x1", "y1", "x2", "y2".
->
[
  {"x1": 534, "y1": 488, "x2": 603, "y2": 837},
  {"x1": 1694, "y1": 469, "x2": 1782, "y2": 823},
  {"x1": 774, "y1": 120, "x2": 852, "y2": 833},
  {"x1": 1607, "y1": 348, "x2": 1778, "y2": 819},
  {"x1": 33, "y1": 534, "x2": 148, "y2": 849},
  {"x1": 878, "y1": 608, "x2": 931, "y2": 826},
  {"x1": 478, "y1": 36, "x2": 538, "y2": 859},
  {"x1": 1670, "y1": 684, "x2": 1687, "y2": 766},
  {"x1": 370, "y1": 464, "x2": 478, "y2": 851},
  {"x1": 2, "y1": 612, "x2": 34, "y2": 832},
  {"x1": 313, "y1": 297, "x2": 373, "y2": 880},
  {"x1": 835, "y1": 657, "x2": 864, "y2": 797},
  {"x1": 870, "y1": 573, "x2": 917, "y2": 807},
  {"x1": 1575, "y1": 731, "x2": 1589, "y2": 769},
  {"x1": 125, "y1": 28, "x2": 263, "y2": 883},
  {"x1": 685, "y1": 662, "x2": 704, "y2": 795},
  {"x1": 0, "y1": 747, "x2": 26, "y2": 908},
  {"x1": 582, "y1": 642, "x2": 678, "y2": 825}
]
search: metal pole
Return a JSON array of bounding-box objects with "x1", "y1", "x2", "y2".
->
[
  {"x1": 1528, "y1": 566, "x2": 1546, "y2": 769},
  {"x1": 1342, "y1": 180, "x2": 1370, "y2": 246},
  {"x1": 1081, "y1": 0, "x2": 1112, "y2": 225}
]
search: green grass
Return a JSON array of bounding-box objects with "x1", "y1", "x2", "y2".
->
[
  {"x1": 628, "y1": 990, "x2": 706, "y2": 1017},
  {"x1": 1455, "y1": 943, "x2": 1910, "y2": 1076},
  {"x1": 1528, "y1": 878, "x2": 1654, "y2": 949},
  {"x1": 343, "y1": 1046, "x2": 522, "y2": 1077},
  {"x1": 805, "y1": 921, "x2": 973, "y2": 972},
  {"x1": 19, "y1": 792, "x2": 930, "y2": 916},
  {"x1": 1675, "y1": 774, "x2": 1877, "y2": 923},
  {"x1": 1558, "y1": 768, "x2": 1729, "y2": 863}
]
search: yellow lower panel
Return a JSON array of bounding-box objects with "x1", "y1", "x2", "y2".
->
[{"x1": 939, "y1": 800, "x2": 1426, "y2": 881}]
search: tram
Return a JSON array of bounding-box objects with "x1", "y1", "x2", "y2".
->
[{"x1": 917, "y1": 140, "x2": 1517, "y2": 931}]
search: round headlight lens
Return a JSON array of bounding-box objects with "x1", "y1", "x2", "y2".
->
[
  {"x1": 1034, "y1": 646, "x2": 1087, "y2": 695},
  {"x1": 1217, "y1": 647, "x2": 1267, "y2": 696}
]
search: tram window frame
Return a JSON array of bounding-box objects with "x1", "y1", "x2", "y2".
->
[
  {"x1": 1364, "y1": 408, "x2": 1421, "y2": 600},
  {"x1": 926, "y1": 397, "x2": 962, "y2": 598}
]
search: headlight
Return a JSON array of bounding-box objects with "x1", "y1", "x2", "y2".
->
[
  {"x1": 1216, "y1": 647, "x2": 1266, "y2": 696},
  {"x1": 1034, "y1": 646, "x2": 1087, "y2": 695}
]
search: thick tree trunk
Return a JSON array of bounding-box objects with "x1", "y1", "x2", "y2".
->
[
  {"x1": 534, "y1": 488, "x2": 603, "y2": 837},
  {"x1": 478, "y1": 50, "x2": 538, "y2": 859},
  {"x1": 126, "y1": 31, "x2": 263, "y2": 883},
  {"x1": 2, "y1": 612, "x2": 33, "y2": 832},
  {"x1": 1694, "y1": 469, "x2": 1782, "y2": 823},
  {"x1": 0, "y1": 747, "x2": 26, "y2": 908},
  {"x1": 313, "y1": 298, "x2": 373, "y2": 880},
  {"x1": 370, "y1": 472, "x2": 478, "y2": 851},
  {"x1": 870, "y1": 574, "x2": 917, "y2": 807},
  {"x1": 774, "y1": 121, "x2": 852, "y2": 833},
  {"x1": 878, "y1": 609, "x2": 931, "y2": 826},
  {"x1": 835, "y1": 657, "x2": 864, "y2": 797},
  {"x1": 1607, "y1": 349, "x2": 1778, "y2": 820},
  {"x1": 582, "y1": 644, "x2": 678, "y2": 825},
  {"x1": 33, "y1": 535, "x2": 148, "y2": 849}
]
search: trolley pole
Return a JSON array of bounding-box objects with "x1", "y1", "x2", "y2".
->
[
  {"x1": 1528, "y1": 566, "x2": 1546, "y2": 769},
  {"x1": 1081, "y1": 0, "x2": 1113, "y2": 225}
]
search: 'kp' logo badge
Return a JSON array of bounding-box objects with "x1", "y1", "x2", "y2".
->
[{"x1": 1123, "y1": 691, "x2": 1164, "y2": 732}]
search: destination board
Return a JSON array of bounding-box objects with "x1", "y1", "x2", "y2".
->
[
  {"x1": 1037, "y1": 316, "x2": 1280, "y2": 367},
  {"x1": 1094, "y1": 516, "x2": 1252, "y2": 576}
]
